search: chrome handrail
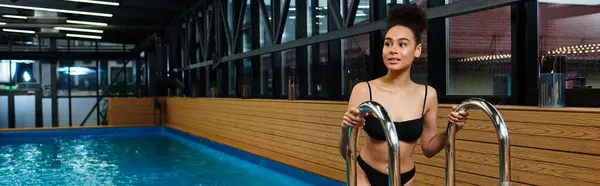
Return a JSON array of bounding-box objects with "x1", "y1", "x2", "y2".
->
[
  {"x1": 445, "y1": 98, "x2": 511, "y2": 186},
  {"x1": 346, "y1": 101, "x2": 401, "y2": 186}
]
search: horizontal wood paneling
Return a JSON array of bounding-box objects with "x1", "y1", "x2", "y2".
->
[
  {"x1": 107, "y1": 98, "x2": 162, "y2": 126},
  {"x1": 155, "y1": 98, "x2": 600, "y2": 185}
]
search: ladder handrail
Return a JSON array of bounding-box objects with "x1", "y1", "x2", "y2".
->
[
  {"x1": 345, "y1": 101, "x2": 401, "y2": 186},
  {"x1": 445, "y1": 98, "x2": 511, "y2": 186}
]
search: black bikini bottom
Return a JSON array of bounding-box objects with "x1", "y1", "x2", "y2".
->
[{"x1": 357, "y1": 155, "x2": 416, "y2": 186}]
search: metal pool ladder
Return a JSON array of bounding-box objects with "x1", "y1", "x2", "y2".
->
[
  {"x1": 345, "y1": 101, "x2": 401, "y2": 186},
  {"x1": 445, "y1": 98, "x2": 511, "y2": 186}
]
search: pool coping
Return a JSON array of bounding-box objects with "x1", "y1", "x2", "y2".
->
[{"x1": 0, "y1": 124, "x2": 156, "y2": 132}]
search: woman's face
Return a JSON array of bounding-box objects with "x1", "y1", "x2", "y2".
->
[{"x1": 382, "y1": 25, "x2": 422, "y2": 72}]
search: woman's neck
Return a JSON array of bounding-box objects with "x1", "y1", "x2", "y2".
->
[{"x1": 381, "y1": 69, "x2": 412, "y2": 88}]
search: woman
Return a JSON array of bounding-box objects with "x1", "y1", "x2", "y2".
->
[{"x1": 338, "y1": 4, "x2": 470, "y2": 186}]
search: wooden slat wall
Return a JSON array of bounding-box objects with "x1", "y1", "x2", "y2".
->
[
  {"x1": 108, "y1": 98, "x2": 164, "y2": 125},
  {"x1": 160, "y1": 98, "x2": 600, "y2": 185}
]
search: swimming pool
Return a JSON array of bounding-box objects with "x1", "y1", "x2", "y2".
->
[{"x1": 0, "y1": 126, "x2": 343, "y2": 186}]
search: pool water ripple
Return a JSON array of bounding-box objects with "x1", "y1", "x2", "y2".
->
[{"x1": 0, "y1": 135, "x2": 316, "y2": 186}]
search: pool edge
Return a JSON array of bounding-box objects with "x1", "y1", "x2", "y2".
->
[
  {"x1": 0, "y1": 125, "x2": 161, "y2": 139},
  {"x1": 162, "y1": 125, "x2": 345, "y2": 186},
  {"x1": 0, "y1": 124, "x2": 157, "y2": 132}
]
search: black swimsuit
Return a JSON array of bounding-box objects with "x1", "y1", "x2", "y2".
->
[{"x1": 357, "y1": 81, "x2": 427, "y2": 186}]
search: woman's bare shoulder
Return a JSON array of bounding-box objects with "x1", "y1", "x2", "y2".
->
[{"x1": 352, "y1": 81, "x2": 371, "y2": 93}]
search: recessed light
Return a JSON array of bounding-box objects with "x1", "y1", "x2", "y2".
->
[
  {"x1": 66, "y1": 20, "x2": 108, "y2": 26},
  {"x1": 65, "y1": 0, "x2": 119, "y2": 6},
  {"x1": 2, "y1": 15, "x2": 27, "y2": 19},
  {"x1": 66, "y1": 33, "x2": 102, "y2": 39},
  {"x1": 0, "y1": 3, "x2": 112, "y2": 17},
  {"x1": 54, "y1": 27, "x2": 103, "y2": 33},
  {"x1": 3, "y1": 29, "x2": 35, "y2": 34}
]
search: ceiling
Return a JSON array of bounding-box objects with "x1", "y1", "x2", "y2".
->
[{"x1": 0, "y1": 0, "x2": 199, "y2": 45}]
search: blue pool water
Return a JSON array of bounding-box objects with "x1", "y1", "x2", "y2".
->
[{"x1": 0, "y1": 126, "x2": 343, "y2": 186}]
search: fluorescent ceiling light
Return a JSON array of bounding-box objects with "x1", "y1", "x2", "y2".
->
[
  {"x1": 57, "y1": 67, "x2": 95, "y2": 75},
  {"x1": 2, "y1": 15, "x2": 27, "y2": 19},
  {"x1": 0, "y1": 22, "x2": 6, "y2": 25},
  {"x1": 66, "y1": 20, "x2": 108, "y2": 26},
  {"x1": 539, "y1": 0, "x2": 600, "y2": 5},
  {"x1": 3, "y1": 28, "x2": 35, "y2": 34},
  {"x1": 54, "y1": 26, "x2": 103, "y2": 33},
  {"x1": 65, "y1": 0, "x2": 119, "y2": 6},
  {"x1": 9, "y1": 60, "x2": 35, "y2": 64},
  {"x1": 66, "y1": 33, "x2": 102, "y2": 39},
  {"x1": 0, "y1": 3, "x2": 112, "y2": 17}
]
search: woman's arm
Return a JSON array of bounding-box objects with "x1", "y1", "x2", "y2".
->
[
  {"x1": 420, "y1": 87, "x2": 446, "y2": 158},
  {"x1": 339, "y1": 82, "x2": 369, "y2": 160},
  {"x1": 420, "y1": 86, "x2": 469, "y2": 158}
]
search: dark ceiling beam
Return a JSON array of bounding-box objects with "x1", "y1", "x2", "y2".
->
[
  {"x1": 119, "y1": 0, "x2": 187, "y2": 12},
  {"x1": 175, "y1": 0, "x2": 209, "y2": 22},
  {"x1": 101, "y1": 30, "x2": 155, "y2": 44},
  {"x1": 72, "y1": 15, "x2": 170, "y2": 27},
  {"x1": 0, "y1": 0, "x2": 167, "y2": 21}
]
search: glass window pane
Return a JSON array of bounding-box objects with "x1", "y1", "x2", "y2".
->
[
  {"x1": 58, "y1": 98, "x2": 69, "y2": 126},
  {"x1": 259, "y1": 1, "x2": 272, "y2": 47},
  {"x1": 282, "y1": 49, "x2": 296, "y2": 97},
  {"x1": 414, "y1": 28, "x2": 428, "y2": 85},
  {"x1": 311, "y1": 42, "x2": 329, "y2": 97},
  {"x1": 229, "y1": 62, "x2": 236, "y2": 96},
  {"x1": 282, "y1": 0, "x2": 296, "y2": 43},
  {"x1": 308, "y1": 0, "x2": 328, "y2": 36},
  {"x1": 343, "y1": 34, "x2": 370, "y2": 96},
  {"x1": 448, "y1": 6, "x2": 512, "y2": 95},
  {"x1": 353, "y1": 0, "x2": 370, "y2": 25},
  {"x1": 261, "y1": 54, "x2": 272, "y2": 96},
  {"x1": 42, "y1": 98, "x2": 52, "y2": 127},
  {"x1": 57, "y1": 61, "x2": 99, "y2": 97},
  {"x1": 206, "y1": 67, "x2": 211, "y2": 96},
  {"x1": 242, "y1": 58, "x2": 253, "y2": 98},
  {"x1": 108, "y1": 61, "x2": 133, "y2": 96},
  {"x1": 41, "y1": 63, "x2": 52, "y2": 97},
  {"x1": 242, "y1": 0, "x2": 251, "y2": 52},
  {"x1": 0, "y1": 96, "x2": 7, "y2": 128},
  {"x1": 0, "y1": 60, "x2": 16, "y2": 84},
  {"x1": 540, "y1": 2, "x2": 600, "y2": 89},
  {"x1": 9, "y1": 60, "x2": 36, "y2": 85},
  {"x1": 71, "y1": 97, "x2": 97, "y2": 126},
  {"x1": 15, "y1": 95, "x2": 35, "y2": 128}
]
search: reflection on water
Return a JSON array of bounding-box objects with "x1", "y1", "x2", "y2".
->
[{"x1": 0, "y1": 135, "x2": 312, "y2": 186}]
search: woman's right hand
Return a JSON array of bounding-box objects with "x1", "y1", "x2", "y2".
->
[{"x1": 342, "y1": 107, "x2": 367, "y2": 128}]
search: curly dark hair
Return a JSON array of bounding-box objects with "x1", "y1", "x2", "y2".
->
[{"x1": 386, "y1": 4, "x2": 428, "y2": 45}]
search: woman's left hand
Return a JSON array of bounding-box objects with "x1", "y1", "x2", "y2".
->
[{"x1": 448, "y1": 105, "x2": 470, "y2": 132}]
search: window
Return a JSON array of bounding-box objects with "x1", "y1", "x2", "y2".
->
[
  {"x1": 57, "y1": 61, "x2": 100, "y2": 97},
  {"x1": 447, "y1": 6, "x2": 512, "y2": 96},
  {"x1": 540, "y1": 2, "x2": 600, "y2": 89},
  {"x1": 343, "y1": 34, "x2": 369, "y2": 96}
]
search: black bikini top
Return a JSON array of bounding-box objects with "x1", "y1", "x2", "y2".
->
[{"x1": 363, "y1": 82, "x2": 426, "y2": 142}]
